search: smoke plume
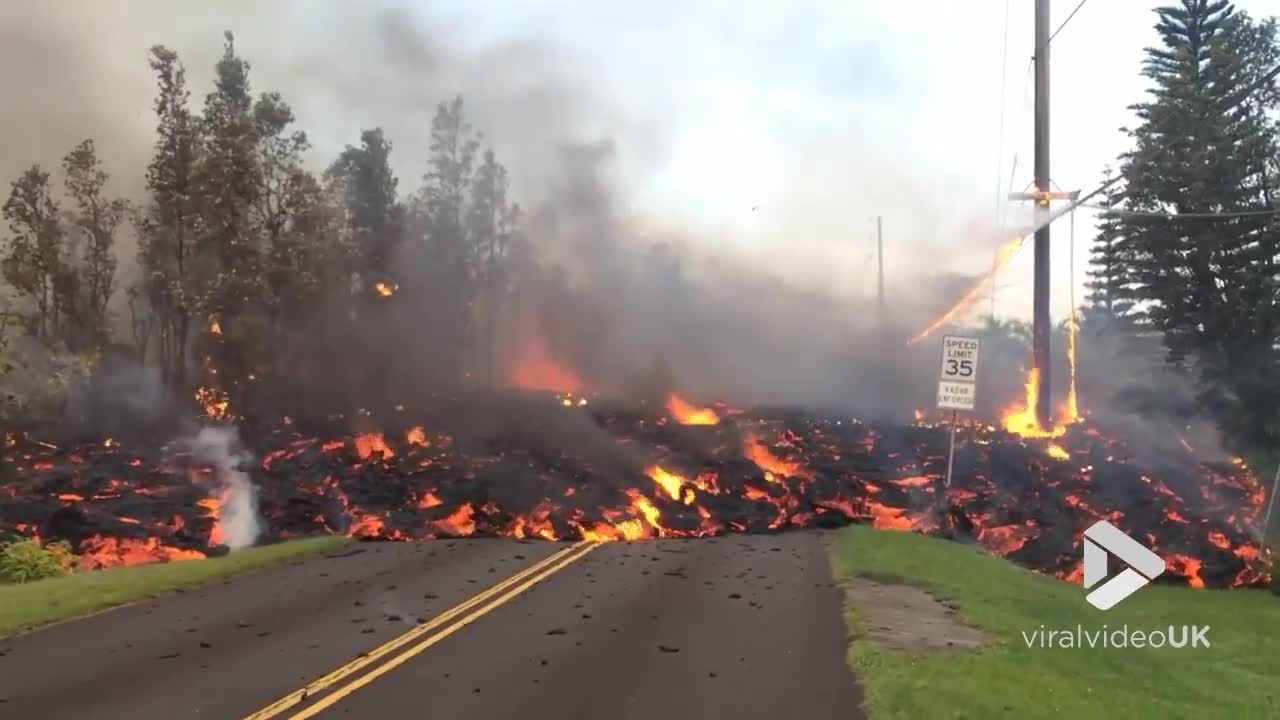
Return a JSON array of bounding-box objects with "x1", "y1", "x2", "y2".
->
[
  {"x1": 187, "y1": 426, "x2": 262, "y2": 551},
  {"x1": 0, "y1": 1, "x2": 1214, "y2": 449}
]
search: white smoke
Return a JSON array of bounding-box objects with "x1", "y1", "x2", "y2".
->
[{"x1": 188, "y1": 425, "x2": 262, "y2": 551}]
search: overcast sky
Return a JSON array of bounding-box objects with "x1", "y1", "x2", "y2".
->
[{"x1": 3, "y1": 0, "x2": 1276, "y2": 326}]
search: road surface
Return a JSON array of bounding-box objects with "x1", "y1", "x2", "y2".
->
[{"x1": 0, "y1": 532, "x2": 864, "y2": 719}]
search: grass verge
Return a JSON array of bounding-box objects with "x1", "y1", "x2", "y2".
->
[
  {"x1": 831, "y1": 525, "x2": 1279, "y2": 719},
  {"x1": 0, "y1": 535, "x2": 350, "y2": 638}
]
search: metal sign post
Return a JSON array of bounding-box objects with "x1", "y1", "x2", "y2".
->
[{"x1": 937, "y1": 335, "x2": 981, "y2": 499}]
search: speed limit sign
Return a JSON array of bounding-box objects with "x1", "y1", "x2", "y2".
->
[{"x1": 940, "y1": 335, "x2": 980, "y2": 381}]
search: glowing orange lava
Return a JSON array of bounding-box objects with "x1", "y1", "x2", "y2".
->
[
  {"x1": 667, "y1": 393, "x2": 720, "y2": 425},
  {"x1": 354, "y1": 433, "x2": 394, "y2": 460}
]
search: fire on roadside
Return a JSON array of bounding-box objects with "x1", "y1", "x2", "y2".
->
[{"x1": 666, "y1": 393, "x2": 720, "y2": 425}]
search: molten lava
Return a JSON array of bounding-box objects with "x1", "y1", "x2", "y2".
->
[
  {"x1": 0, "y1": 397, "x2": 1268, "y2": 590},
  {"x1": 666, "y1": 393, "x2": 720, "y2": 425}
]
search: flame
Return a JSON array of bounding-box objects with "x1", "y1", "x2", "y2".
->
[
  {"x1": 907, "y1": 235, "x2": 1025, "y2": 346},
  {"x1": 78, "y1": 536, "x2": 206, "y2": 569},
  {"x1": 1167, "y1": 553, "x2": 1206, "y2": 589},
  {"x1": 197, "y1": 497, "x2": 224, "y2": 546},
  {"x1": 667, "y1": 393, "x2": 720, "y2": 425},
  {"x1": 374, "y1": 281, "x2": 397, "y2": 297},
  {"x1": 744, "y1": 433, "x2": 813, "y2": 479},
  {"x1": 1046, "y1": 444, "x2": 1070, "y2": 461},
  {"x1": 209, "y1": 319, "x2": 223, "y2": 335},
  {"x1": 646, "y1": 465, "x2": 692, "y2": 504},
  {"x1": 406, "y1": 426, "x2": 429, "y2": 446},
  {"x1": 195, "y1": 386, "x2": 231, "y2": 420},
  {"x1": 1000, "y1": 368, "x2": 1075, "y2": 438},
  {"x1": 354, "y1": 433, "x2": 394, "y2": 460},
  {"x1": 510, "y1": 334, "x2": 582, "y2": 393}
]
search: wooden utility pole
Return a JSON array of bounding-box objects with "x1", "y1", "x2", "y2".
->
[
  {"x1": 1032, "y1": 0, "x2": 1052, "y2": 429},
  {"x1": 876, "y1": 216, "x2": 885, "y2": 322}
]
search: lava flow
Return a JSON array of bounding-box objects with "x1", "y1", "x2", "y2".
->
[{"x1": 0, "y1": 395, "x2": 1269, "y2": 590}]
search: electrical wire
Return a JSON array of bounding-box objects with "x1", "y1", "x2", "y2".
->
[
  {"x1": 1083, "y1": 203, "x2": 1280, "y2": 219},
  {"x1": 995, "y1": 0, "x2": 1012, "y2": 219},
  {"x1": 1047, "y1": 0, "x2": 1090, "y2": 48}
]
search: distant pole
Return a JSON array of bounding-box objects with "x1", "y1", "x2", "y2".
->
[
  {"x1": 1263, "y1": 463, "x2": 1280, "y2": 542},
  {"x1": 1032, "y1": 0, "x2": 1053, "y2": 429},
  {"x1": 876, "y1": 216, "x2": 886, "y2": 323}
]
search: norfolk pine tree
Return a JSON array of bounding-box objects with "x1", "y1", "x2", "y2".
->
[{"x1": 1118, "y1": 1, "x2": 1280, "y2": 447}]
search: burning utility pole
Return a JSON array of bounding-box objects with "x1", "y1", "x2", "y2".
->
[
  {"x1": 1031, "y1": 0, "x2": 1052, "y2": 429},
  {"x1": 1008, "y1": 0, "x2": 1071, "y2": 430}
]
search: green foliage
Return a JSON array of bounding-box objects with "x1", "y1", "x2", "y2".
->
[
  {"x1": 0, "y1": 539, "x2": 72, "y2": 584},
  {"x1": 1083, "y1": 167, "x2": 1137, "y2": 326},
  {"x1": 1108, "y1": 3, "x2": 1280, "y2": 450},
  {"x1": 0, "y1": 536, "x2": 347, "y2": 636},
  {"x1": 831, "y1": 525, "x2": 1280, "y2": 719}
]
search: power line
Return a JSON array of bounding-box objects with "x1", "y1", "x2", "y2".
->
[
  {"x1": 1085, "y1": 58, "x2": 1280, "y2": 211},
  {"x1": 995, "y1": 0, "x2": 1012, "y2": 219},
  {"x1": 1047, "y1": 0, "x2": 1090, "y2": 49},
  {"x1": 1084, "y1": 203, "x2": 1280, "y2": 219},
  {"x1": 1218, "y1": 61, "x2": 1280, "y2": 112}
]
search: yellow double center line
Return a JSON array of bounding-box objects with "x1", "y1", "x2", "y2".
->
[{"x1": 244, "y1": 540, "x2": 599, "y2": 720}]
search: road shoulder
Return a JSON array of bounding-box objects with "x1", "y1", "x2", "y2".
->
[{"x1": 830, "y1": 525, "x2": 1280, "y2": 719}]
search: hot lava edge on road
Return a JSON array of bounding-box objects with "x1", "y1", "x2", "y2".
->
[{"x1": 0, "y1": 392, "x2": 1269, "y2": 590}]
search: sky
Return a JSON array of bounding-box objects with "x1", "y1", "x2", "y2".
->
[{"x1": 2, "y1": 0, "x2": 1277, "y2": 328}]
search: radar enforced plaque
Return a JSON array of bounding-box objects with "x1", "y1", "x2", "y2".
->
[{"x1": 937, "y1": 335, "x2": 979, "y2": 411}]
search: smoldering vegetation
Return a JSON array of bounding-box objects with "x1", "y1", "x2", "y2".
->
[{"x1": 0, "y1": 1, "x2": 1219, "y2": 470}]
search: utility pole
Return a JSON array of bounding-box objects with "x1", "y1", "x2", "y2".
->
[
  {"x1": 1032, "y1": 0, "x2": 1052, "y2": 429},
  {"x1": 876, "y1": 216, "x2": 885, "y2": 323}
]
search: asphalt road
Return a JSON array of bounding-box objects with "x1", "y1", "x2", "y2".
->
[{"x1": 0, "y1": 532, "x2": 864, "y2": 719}]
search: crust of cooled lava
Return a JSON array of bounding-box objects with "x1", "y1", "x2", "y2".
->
[
  {"x1": 842, "y1": 576, "x2": 984, "y2": 652},
  {"x1": 0, "y1": 391, "x2": 1271, "y2": 589}
]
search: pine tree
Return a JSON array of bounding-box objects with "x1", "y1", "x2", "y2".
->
[
  {"x1": 418, "y1": 96, "x2": 480, "y2": 381},
  {"x1": 326, "y1": 127, "x2": 403, "y2": 284},
  {"x1": 468, "y1": 148, "x2": 521, "y2": 386},
  {"x1": 139, "y1": 45, "x2": 200, "y2": 384},
  {"x1": 1118, "y1": 1, "x2": 1280, "y2": 447},
  {"x1": 1083, "y1": 168, "x2": 1137, "y2": 331},
  {"x1": 1, "y1": 166, "x2": 64, "y2": 342},
  {"x1": 190, "y1": 31, "x2": 268, "y2": 410},
  {"x1": 196, "y1": 31, "x2": 263, "y2": 323}
]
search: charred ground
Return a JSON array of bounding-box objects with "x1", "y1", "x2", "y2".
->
[{"x1": 1, "y1": 390, "x2": 1268, "y2": 590}]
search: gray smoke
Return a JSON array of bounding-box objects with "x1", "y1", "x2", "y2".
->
[
  {"x1": 187, "y1": 426, "x2": 262, "y2": 551},
  {"x1": 0, "y1": 1, "x2": 1210, "y2": 444}
]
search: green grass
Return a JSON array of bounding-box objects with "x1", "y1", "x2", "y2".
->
[
  {"x1": 0, "y1": 535, "x2": 349, "y2": 638},
  {"x1": 831, "y1": 526, "x2": 1280, "y2": 719}
]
